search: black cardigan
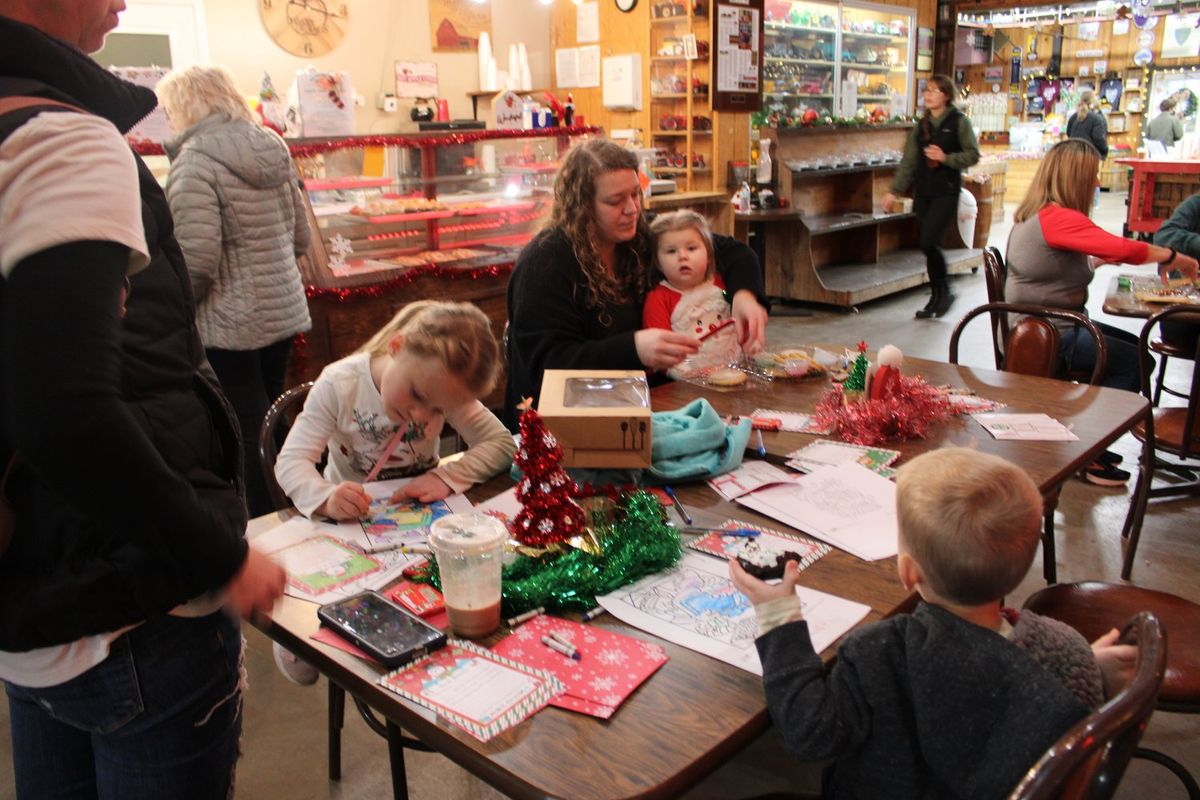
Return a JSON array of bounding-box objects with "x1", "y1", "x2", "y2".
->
[{"x1": 504, "y1": 226, "x2": 767, "y2": 429}]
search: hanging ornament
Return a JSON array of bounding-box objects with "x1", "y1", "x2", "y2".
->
[{"x1": 1134, "y1": 47, "x2": 1154, "y2": 66}]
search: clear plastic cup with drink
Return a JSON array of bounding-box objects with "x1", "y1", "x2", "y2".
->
[{"x1": 428, "y1": 513, "x2": 507, "y2": 638}]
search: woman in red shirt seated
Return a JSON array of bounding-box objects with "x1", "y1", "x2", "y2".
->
[{"x1": 1005, "y1": 138, "x2": 1198, "y2": 483}]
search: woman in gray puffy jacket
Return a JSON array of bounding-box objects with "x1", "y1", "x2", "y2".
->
[{"x1": 159, "y1": 64, "x2": 312, "y2": 516}]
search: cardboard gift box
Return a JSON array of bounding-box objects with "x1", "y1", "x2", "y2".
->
[{"x1": 537, "y1": 370, "x2": 653, "y2": 468}]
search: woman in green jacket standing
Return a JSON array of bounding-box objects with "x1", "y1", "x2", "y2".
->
[{"x1": 883, "y1": 75, "x2": 980, "y2": 319}]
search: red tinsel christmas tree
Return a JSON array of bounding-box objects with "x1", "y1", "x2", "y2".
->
[{"x1": 513, "y1": 401, "x2": 587, "y2": 547}]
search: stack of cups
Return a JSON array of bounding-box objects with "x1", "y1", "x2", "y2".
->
[{"x1": 429, "y1": 513, "x2": 507, "y2": 639}]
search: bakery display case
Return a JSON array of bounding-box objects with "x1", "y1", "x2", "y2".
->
[
  {"x1": 761, "y1": 0, "x2": 914, "y2": 123},
  {"x1": 286, "y1": 127, "x2": 598, "y2": 400},
  {"x1": 649, "y1": 0, "x2": 715, "y2": 191}
]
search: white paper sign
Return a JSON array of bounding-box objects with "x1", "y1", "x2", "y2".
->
[
  {"x1": 555, "y1": 48, "x2": 579, "y2": 88},
  {"x1": 395, "y1": 61, "x2": 438, "y2": 98},
  {"x1": 493, "y1": 90, "x2": 524, "y2": 129},
  {"x1": 576, "y1": 1, "x2": 600, "y2": 43},
  {"x1": 112, "y1": 66, "x2": 173, "y2": 146},
  {"x1": 577, "y1": 45, "x2": 601, "y2": 88},
  {"x1": 295, "y1": 70, "x2": 355, "y2": 137}
]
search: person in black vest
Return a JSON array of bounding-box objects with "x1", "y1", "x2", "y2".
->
[
  {"x1": 883, "y1": 75, "x2": 980, "y2": 319},
  {"x1": 0, "y1": 2, "x2": 284, "y2": 797}
]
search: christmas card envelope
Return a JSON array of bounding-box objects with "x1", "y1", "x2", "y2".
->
[
  {"x1": 537, "y1": 370, "x2": 652, "y2": 469},
  {"x1": 687, "y1": 519, "x2": 831, "y2": 575},
  {"x1": 491, "y1": 615, "x2": 668, "y2": 719},
  {"x1": 379, "y1": 640, "x2": 562, "y2": 742}
]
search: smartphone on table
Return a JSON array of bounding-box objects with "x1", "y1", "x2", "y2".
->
[{"x1": 317, "y1": 590, "x2": 447, "y2": 668}]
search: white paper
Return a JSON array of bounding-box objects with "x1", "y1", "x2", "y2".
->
[
  {"x1": 737, "y1": 464, "x2": 899, "y2": 561},
  {"x1": 708, "y1": 461, "x2": 793, "y2": 500},
  {"x1": 971, "y1": 413, "x2": 1079, "y2": 442},
  {"x1": 112, "y1": 67, "x2": 173, "y2": 146},
  {"x1": 555, "y1": 47, "x2": 579, "y2": 89},
  {"x1": 597, "y1": 552, "x2": 870, "y2": 674},
  {"x1": 577, "y1": 45, "x2": 601, "y2": 88},
  {"x1": 420, "y1": 657, "x2": 541, "y2": 721},
  {"x1": 295, "y1": 70, "x2": 355, "y2": 138},
  {"x1": 255, "y1": 485, "x2": 473, "y2": 602},
  {"x1": 576, "y1": 1, "x2": 600, "y2": 43}
]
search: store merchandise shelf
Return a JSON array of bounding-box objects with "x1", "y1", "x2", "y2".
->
[
  {"x1": 765, "y1": 22, "x2": 836, "y2": 34},
  {"x1": 840, "y1": 31, "x2": 905, "y2": 43},
  {"x1": 766, "y1": 92, "x2": 834, "y2": 98},
  {"x1": 842, "y1": 64, "x2": 896, "y2": 72},
  {"x1": 304, "y1": 176, "x2": 394, "y2": 192},
  {"x1": 764, "y1": 57, "x2": 835, "y2": 66},
  {"x1": 803, "y1": 211, "x2": 914, "y2": 234},
  {"x1": 785, "y1": 160, "x2": 900, "y2": 176}
]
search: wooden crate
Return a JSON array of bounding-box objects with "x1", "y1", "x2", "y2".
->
[{"x1": 1151, "y1": 174, "x2": 1200, "y2": 220}]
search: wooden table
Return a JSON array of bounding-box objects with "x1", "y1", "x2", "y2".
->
[
  {"x1": 252, "y1": 356, "x2": 1147, "y2": 800},
  {"x1": 1103, "y1": 274, "x2": 1200, "y2": 320}
]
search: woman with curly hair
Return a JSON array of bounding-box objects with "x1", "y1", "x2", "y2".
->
[{"x1": 503, "y1": 138, "x2": 769, "y2": 428}]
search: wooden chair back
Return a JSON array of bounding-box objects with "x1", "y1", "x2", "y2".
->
[
  {"x1": 259, "y1": 382, "x2": 316, "y2": 513},
  {"x1": 949, "y1": 302, "x2": 1108, "y2": 385},
  {"x1": 982, "y1": 246, "x2": 1009, "y2": 368},
  {"x1": 1008, "y1": 612, "x2": 1166, "y2": 800}
]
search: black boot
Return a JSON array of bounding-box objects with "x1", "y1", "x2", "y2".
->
[
  {"x1": 915, "y1": 287, "x2": 941, "y2": 319},
  {"x1": 932, "y1": 286, "x2": 956, "y2": 317}
]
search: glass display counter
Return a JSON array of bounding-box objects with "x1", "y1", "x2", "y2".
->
[
  {"x1": 761, "y1": 0, "x2": 914, "y2": 122},
  {"x1": 286, "y1": 127, "x2": 599, "y2": 400}
]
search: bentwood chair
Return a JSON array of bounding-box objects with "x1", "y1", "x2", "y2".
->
[
  {"x1": 981, "y1": 246, "x2": 1009, "y2": 369},
  {"x1": 1023, "y1": 584, "x2": 1200, "y2": 799},
  {"x1": 1120, "y1": 305, "x2": 1200, "y2": 580},
  {"x1": 950, "y1": 303, "x2": 1107, "y2": 583},
  {"x1": 259, "y1": 382, "x2": 434, "y2": 800},
  {"x1": 1008, "y1": 612, "x2": 1166, "y2": 800}
]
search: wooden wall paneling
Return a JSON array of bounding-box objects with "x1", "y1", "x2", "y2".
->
[{"x1": 549, "y1": 1, "x2": 650, "y2": 138}]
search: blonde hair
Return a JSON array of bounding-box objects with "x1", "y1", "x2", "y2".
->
[
  {"x1": 357, "y1": 301, "x2": 500, "y2": 397},
  {"x1": 1013, "y1": 139, "x2": 1101, "y2": 222},
  {"x1": 1076, "y1": 88, "x2": 1097, "y2": 123},
  {"x1": 157, "y1": 64, "x2": 253, "y2": 133},
  {"x1": 896, "y1": 448, "x2": 1042, "y2": 606},
  {"x1": 549, "y1": 138, "x2": 652, "y2": 320},
  {"x1": 649, "y1": 210, "x2": 716, "y2": 281}
]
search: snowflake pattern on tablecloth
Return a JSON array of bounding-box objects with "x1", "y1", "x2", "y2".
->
[{"x1": 590, "y1": 676, "x2": 616, "y2": 693}]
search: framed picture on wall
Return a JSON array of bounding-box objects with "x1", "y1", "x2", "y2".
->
[{"x1": 917, "y1": 27, "x2": 933, "y2": 71}]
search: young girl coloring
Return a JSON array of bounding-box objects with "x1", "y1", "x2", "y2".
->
[
  {"x1": 642, "y1": 211, "x2": 741, "y2": 379},
  {"x1": 272, "y1": 301, "x2": 515, "y2": 684},
  {"x1": 275, "y1": 301, "x2": 516, "y2": 519}
]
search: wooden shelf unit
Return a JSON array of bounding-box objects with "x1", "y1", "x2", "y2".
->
[{"x1": 762, "y1": 124, "x2": 981, "y2": 308}]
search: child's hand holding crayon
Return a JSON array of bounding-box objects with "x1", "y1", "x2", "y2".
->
[{"x1": 318, "y1": 481, "x2": 372, "y2": 520}]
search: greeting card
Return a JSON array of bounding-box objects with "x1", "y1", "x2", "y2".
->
[{"x1": 491, "y1": 615, "x2": 668, "y2": 719}]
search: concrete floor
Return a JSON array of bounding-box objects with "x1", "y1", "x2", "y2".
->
[{"x1": 1, "y1": 190, "x2": 1196, "y2": 799}]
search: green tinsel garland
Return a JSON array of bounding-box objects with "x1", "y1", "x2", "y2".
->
[{"x1": 417, "y1": 491, "x2": 681, "y2": 617}]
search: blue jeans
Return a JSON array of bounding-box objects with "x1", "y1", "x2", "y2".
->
[
  {"x1": 5, "y1": 612, "x2": 243, "y2": 800},
  {"x1": 1059, "y1": 320, "x2": 1147, "y2": 393}
]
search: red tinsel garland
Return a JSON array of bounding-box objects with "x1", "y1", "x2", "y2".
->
[
  {"x1": 287, "y1": 126, "x2": 602, "y2": 159},
  {"x1": 813, "y1": 375, "x2": 956, "y2": 446},
  {"x1": 130, "y1": 126, "x2": 601, "y2": 160},
  {"x1": 304, "y1": 261, "x2": 513, "y2": 302}
]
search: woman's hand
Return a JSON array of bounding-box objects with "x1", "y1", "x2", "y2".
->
[
  {"x1": 881, "y1": 193, "x2": 897, "y2": 213},
  {"x1": 318, "y1": 481, "x2": 372, "y2": 520},
  {"x1": 226, "y1": 548, "x2": 286, "y2": 621},
  {"x1": 730, "y1": 289, "x2": 768, "y2": 354},
  {"x1": 634, "y1": 328, "x2": 700, "y2": 371},
  {"x1": 393, "y1": 473, "x2": 453, "y2": 504},
  {"x1": 923, "y1": 144, "x2": 946, "y2": 164},
  {"x1": 729, "y1": 557, "x2": 801, "y2": 606}
]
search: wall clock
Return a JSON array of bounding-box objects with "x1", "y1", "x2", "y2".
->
[
  {"x1": 615, "y1": 0, "x2": 638, "y2": 12},
  {"x1": 260, "y1": 0, "x2": 349, "y2": 58}
]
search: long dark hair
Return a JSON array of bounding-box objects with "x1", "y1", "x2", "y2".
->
[
  {"x1": 548, "y1": 139, "x2": 652, "y2": 320},
  {"x1": 919, "y1": 74, "x2": 958, "y2": 144}
]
